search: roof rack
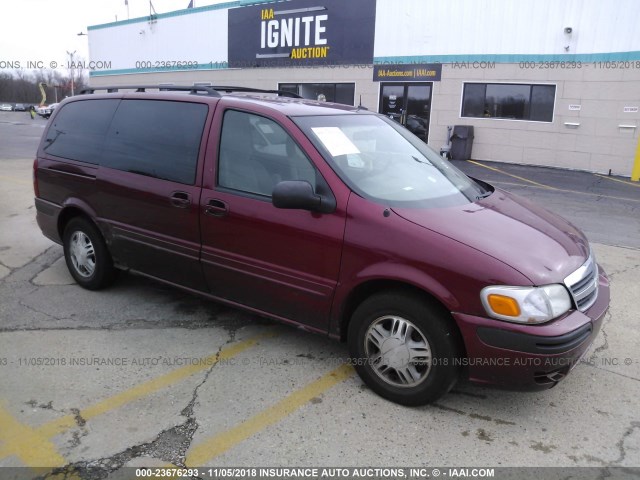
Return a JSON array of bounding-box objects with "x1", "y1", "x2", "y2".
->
[
  {"x1": 79, "y1": 85, "x2": 303, "y2": 99},
  {"x1": 211, "y1": 86, "x2": 302, "y2": 99},
  {"x1": 79, "y1": 85, "x2": 221, "y2": 96}
]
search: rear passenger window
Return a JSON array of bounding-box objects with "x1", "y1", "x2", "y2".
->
[
  {"x1": 44, "y1": 100, "x2": 120, "y2": 163},
  {"x1": 218, "y1": 110, "x2": 317, "y2": 197},
  {"x1": 102, "y1": 100, "x2": 208, "y2": 185}
]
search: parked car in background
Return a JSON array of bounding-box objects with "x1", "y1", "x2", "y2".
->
[
  {"x1": 0, "y1": 103, "x2": 13, "y2": 111},
  {"x1": 34, "y1": 85, "x2": 610, "y2": 406},
  {"x1": 14, "y1": 103, "x2": 26, "y2": 112},
  {"x1": 36, "y1": 103, "x2": 59, "y2": 119}
]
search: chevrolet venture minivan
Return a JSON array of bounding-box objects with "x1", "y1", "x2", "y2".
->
[{"x1": 34, "y1": 85, "x2": 610, "y2": 405}]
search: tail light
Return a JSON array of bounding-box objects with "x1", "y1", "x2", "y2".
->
[{"x1": 33, "y1": 157, "x2": 39, "y2": 197}]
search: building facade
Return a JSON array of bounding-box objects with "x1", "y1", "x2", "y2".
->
[{"x1": 87, "y1": 0, "x2": 640, "y2": 179}]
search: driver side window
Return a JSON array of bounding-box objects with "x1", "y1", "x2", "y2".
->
[{"x1": 218, "y1": 110, "x2": 317, "y2": 197}]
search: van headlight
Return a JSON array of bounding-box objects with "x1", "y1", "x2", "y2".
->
[{"x1": 480, "y1": 285, "x2": 572, "y2": 324}]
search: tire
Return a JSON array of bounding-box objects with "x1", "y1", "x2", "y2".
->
[
  {"x1": 348, "y1": 291, "x2": 461, "y2": 406},
  {"x1": 63, "y1": 217, "x2": 116, "y2": 290}
]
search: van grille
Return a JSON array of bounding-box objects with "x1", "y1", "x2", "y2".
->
[{"x1": 564, "y1": 254, "x2": 599, "y2": 312}]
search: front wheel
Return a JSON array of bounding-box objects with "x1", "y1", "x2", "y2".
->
[
  {"x1": 348, "y1": 291, "x2": 461, "y2": 406},
  {"x1": 63, "y1": 217, "x2": 116, "y2": 290}
]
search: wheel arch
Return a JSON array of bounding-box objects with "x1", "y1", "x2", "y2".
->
[
  {"x1": 59, "y1": 208, "x2": 118, "y2": 290},
  {"x1": 57, "y1": 201, "x2": 99, "y2": 239},
  {"x1": 336, "y1": 278, "x2": 466, "y2": 360}
]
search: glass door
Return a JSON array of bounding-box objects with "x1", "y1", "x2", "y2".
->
[{"x1": 379, "y1": 82, "x2": 432, "y2": 142}]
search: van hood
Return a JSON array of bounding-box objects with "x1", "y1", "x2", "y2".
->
[{"x1": 392, "y1": 189, "x2": 589, "y2": 285}]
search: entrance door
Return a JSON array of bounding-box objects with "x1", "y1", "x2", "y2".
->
[{"x1": 379, "y1": 82, "x2": 432, "y2": 142}]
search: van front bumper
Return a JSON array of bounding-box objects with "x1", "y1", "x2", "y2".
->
[{"x1": 452, "y1": 266, "x2": 610, "y2": 390}]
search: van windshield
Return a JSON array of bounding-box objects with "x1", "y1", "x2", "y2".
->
[{"x1": 294, "y1": 114, "x2": 490, "y2": 208}]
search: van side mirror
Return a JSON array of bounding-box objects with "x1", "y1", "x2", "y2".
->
[{"x1": 272, "y1": 181, "x2": 335, "y2": 214}]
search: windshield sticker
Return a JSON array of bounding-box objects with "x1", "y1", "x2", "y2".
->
[{"x1": 311, "y1": 127, "x2": 360, "y2": 157}]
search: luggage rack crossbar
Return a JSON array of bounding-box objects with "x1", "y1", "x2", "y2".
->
[{"x1": 79, "y1": 85, "x2": 302, "y2": 98}]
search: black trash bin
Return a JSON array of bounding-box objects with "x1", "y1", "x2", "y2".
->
[{"x1": 450, "y1": 125, "x2": 474, "y2": 160}]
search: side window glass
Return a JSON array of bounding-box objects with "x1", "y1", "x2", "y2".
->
[
  {"x1": 44, "y1": 99, "x2": 120, "y2": 163},
  {"x1": 102, "y1": 100, "x2": 208, "y2": 185},
  {"x1": 218, "y1": 110, "x2": 316, "y2": 197}
]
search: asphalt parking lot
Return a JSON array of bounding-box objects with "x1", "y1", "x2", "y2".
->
[{"x1": 0, "y1": 110, "x2": 639, "y2": 478}]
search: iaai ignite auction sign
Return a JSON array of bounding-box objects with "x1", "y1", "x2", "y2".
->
[{"x1": 228, "y1": 0, "x2": 376, "y2": 67}]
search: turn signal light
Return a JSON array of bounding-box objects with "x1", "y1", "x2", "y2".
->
[{"x1": 487, "y1": 294, "x2": 521, "y2": 317}]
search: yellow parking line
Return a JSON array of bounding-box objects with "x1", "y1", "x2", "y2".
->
[
  {"x1": 35, "y1": 333, "x2": 274, "y2": 440},
  {"x1": 185, "y1": 364, "x2": 354, "y2": 466},
  {"x1": 0, "y1": 332, "x2": 273, "y2": 466},
  {"x1": 595, "y1": 173, "x2": 640, "y2": 188},
  {"x1": 0, "y1": 403, "x2": 67, "y2": 471},
  {"x1": 467, "y1": 160, "x2": 557, "y2": 190},
  {"x1": 0, "y1": 174, "x2": 30, "y2": 186},
  {"x1": 468, "y1": 160, "x2": 640, "y2": 203}
]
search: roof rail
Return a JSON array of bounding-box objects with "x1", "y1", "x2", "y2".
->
[
  {"x1": 79, "y1": 85, "x2": 303, "y2": 99},
  {"x1": 79, "y1": 85, "x2": 221, "y2": 96},
  {"x1": 210, "y1": 86, "x2": 302, "y2": 98}
]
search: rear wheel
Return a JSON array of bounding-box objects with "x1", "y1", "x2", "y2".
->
[
  {"x1": 63, "y1": 217, "x2": 116, "y2": 290},
  {"x1": 348, "y1": 291, "x2": 461, "y2": 406}
]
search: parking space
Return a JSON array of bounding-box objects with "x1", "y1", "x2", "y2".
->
[{"x1": 0, "y1": 111, "x2": 639, "y2": 478}]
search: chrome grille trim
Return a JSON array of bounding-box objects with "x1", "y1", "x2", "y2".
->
[{"x1": 564, "y1": 254, "x2": 599, "y2": 312}]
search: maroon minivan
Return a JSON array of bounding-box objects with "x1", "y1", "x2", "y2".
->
[{"x1": 34, "y1": 85, "x2": 610, "y2": 405}]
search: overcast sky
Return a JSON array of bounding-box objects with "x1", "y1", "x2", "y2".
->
[{"x1": 1, "y1": 0, "x2": 229, "y2": 69}]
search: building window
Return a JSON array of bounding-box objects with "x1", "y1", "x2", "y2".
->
[
  {"x1": 461, "y1": 83, "x2": 555, "y2": 122},
  {"x1": 279, "y1": 83, "x2": 355, "y2": 105}
]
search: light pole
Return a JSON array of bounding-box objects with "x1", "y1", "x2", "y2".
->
[{"x1": 66, "y1": 50, "x2": 77, "y2": 96}]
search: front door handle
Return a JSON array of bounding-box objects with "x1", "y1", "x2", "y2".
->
[
  {"x1": 170, "y1": 191, "x2": 191, "y2": 208},
  {"x1": 205, "y1": 199, "x2": 228, "y2": 217}
]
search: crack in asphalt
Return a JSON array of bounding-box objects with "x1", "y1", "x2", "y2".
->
[
  {"x1": 581, "y1": 363, "x2": 640, "y2": 383},
  {"x1": 613, "y1": 421, "x2": 640, "y2": 465},
  {"x1": 0, "y1": 258, "x2": 15, "y2": 273},
  {"x1": 0, "y1": 242, "x2": 271, "y2": 333},
  {"x1": 0, "y1": 246, "x2": 61, "y2": 294},
  {"x1": 0, "y1": 324, "x2": 241, "y2": 333},
  {"x1": 25, "y1": 399, "x2": 58, "y2": 411},
  {"x1": 17, "y1": 299, "x2": 71, "y2": 323},
  {"x1": 579, "y1": 310, "x2": 640, "y2": 382},
  {"x1": 431, "y1": 403, "x2": 517, "y2": 426},
  {"x1": 39, "y1": 323, "x2": 244, "y2": 479},
  {"x1": 41, "y1": 420, "x2": 199, "y2": 480},
  {"x1": 606, "y1": 262, "x2": 640, "y2": 280},
  {"x1": 26, "y1": 251, "x2": 65, "y2": 285},
  {"x1": 586, "y1": 311, "x2": 611, "y2": 364}
]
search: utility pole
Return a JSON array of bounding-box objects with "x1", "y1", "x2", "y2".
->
[{"x1": 66, "y1": 50, "x2": 77, "y2": 96}]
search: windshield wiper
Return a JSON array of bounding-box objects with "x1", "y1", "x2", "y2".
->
[
  {"x1": 43, "y1": 129, "x2": 65, "y2": 151},
  {"x1": 412, "y1": 156, "x2": 433, "y2": 166},
  {"x1": 476, "y1": 191, "x2": 492, "y2": 200}
]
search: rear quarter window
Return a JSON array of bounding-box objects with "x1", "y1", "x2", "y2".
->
[
  {"x1": 101, "y1": 100, "x2": 208, "y2": 185},
  {"x1": 43, "y1": 99, "x2": 120, "y2": 163}
]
